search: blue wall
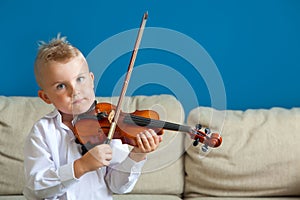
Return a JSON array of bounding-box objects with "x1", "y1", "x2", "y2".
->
[{"x1": 1, "y1": 0, "x2": 300, "y2": 114}]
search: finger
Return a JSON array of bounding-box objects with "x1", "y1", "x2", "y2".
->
[
  {"x1": 148, "y1": 129, "x2": 160, "y2": 145},
  {"x1": 144, "y1": 130, "x2": 156, "y2": 150},
  {"x1": 102, "y1": 159, "x2": 111, "y2": 167},
  {"x1": 140, "y1": 131, "x2": 151, "y2": 150},
  {"x1": 141, "y1": 130, "x2": 157, "y2": 151},
  {"x1": 102, "y1": 144, "x2": 113, "y2": 153},
  {"x1": 136, "y1": 133, "x2": 146, "y2": 152},
  {"x1": 90, "y1": 144, "x2": 112, "y2": 162},
  {"x1": 102, "y1": 145, "x2": 113, "y2": 161}
]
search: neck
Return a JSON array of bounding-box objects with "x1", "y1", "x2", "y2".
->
[{"x1": 60, "y1": 111, "x2": 74, "y2": 130}]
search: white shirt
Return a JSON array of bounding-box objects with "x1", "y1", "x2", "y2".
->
[{"x1": 23, "y1": 109, "x2": 145, "y2": 200}]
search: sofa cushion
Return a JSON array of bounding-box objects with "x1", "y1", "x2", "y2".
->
[
  {"x1": 0, "y1": 95, "x2": 185, "y2": 196},
  {"x1": 184, "y1": 106, "x2": 300, "y2": 197},
  {"x1": 0, "y1": 96, "x2": 53, "y2": 195},
  {"x1": 184, "y1": 198, "x2": 300, "y2": 200},
  {"x1": 113, "y1": 194, "x2": 182, "y2": 200}
]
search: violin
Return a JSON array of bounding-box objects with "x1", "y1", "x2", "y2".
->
[
  {"x1": 73, "y1": 12, "x2": 222, "y2": 154},
  {"x1": 73, "y1": 101, "x2": 222, "y2": 153}
]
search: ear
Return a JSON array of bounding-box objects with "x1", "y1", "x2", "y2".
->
[
  {"x1": 90, "y1": 72, "x2": 95, "y2": 87},
  {"x1": 90, "y1": 72, "x2": 94, "y2": 81},
  {"x1": 38, "y1": 90, "x2": 52, "y2": 104}
]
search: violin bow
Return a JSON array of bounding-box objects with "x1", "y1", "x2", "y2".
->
[{"x1": 105, "y1": 11, "x2": 148, "y2": 144}]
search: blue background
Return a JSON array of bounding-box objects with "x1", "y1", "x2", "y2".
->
[{"x1": 1, "y1": 0, "x2": 300, "y2": 114}]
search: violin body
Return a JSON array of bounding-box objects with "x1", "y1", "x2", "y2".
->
[
  {"x1": 73, "y1": 102, "x2": 222, "y2": 152},
  {"x1": 74, "y1": 103, "x2": 162, "y2": 147}
]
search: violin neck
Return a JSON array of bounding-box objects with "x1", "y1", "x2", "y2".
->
[
  {"x1": 163, "y1": 121, "x2": 192, "y2": 133},
  {"x1": 123, "y1": 114, "x2": 191, "y2": 133}
]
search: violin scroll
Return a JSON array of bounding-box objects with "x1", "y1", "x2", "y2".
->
[{"x1": 191, "y1": 124, "x2": 222, "y2": 152}]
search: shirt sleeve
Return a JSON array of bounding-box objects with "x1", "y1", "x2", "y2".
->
[
  {"x1": 104, "y1": 140, "x2": 146, "y2": 194},
  {"x1": 23, "y1": 122, "x2": 79, "y2": 199}
]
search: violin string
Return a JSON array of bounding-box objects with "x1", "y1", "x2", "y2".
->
[{"x1": 123, "y1": 114, "x2": 190, "y2": 132}]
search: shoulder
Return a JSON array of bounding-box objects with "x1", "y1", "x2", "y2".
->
[
  {"x1": 28, "y1": 109, "x2": 60, "y2": 138},
  {"x1": 32, "y1": 109, "x2": 58, "y2": 127},
  {"x1": 25, "y1": 109, "x2": 62, "y2": 151}
]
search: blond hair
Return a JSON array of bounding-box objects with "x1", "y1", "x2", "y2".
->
[{"x1": 34, "y1": 33, "x2": 80, "y2": 87}]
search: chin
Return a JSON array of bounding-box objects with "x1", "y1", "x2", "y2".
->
[{"x1": 72, "y1": 101, "x2": 93, "y2": 115}]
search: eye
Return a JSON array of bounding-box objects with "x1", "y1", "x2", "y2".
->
[
  {"x1": 56, "y1": 83, "x2": 66, "y2": 90},
  {"x1": 77, "y1": 76, "x2": 85, "y2": 83}
]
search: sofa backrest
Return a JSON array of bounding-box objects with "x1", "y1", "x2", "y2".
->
[
  {"x1": 185, "y1": 106, "x2": 300, "y2": 197},
  {"x1": 0, "y1": 95, "x2": 185, "y2": 196}
]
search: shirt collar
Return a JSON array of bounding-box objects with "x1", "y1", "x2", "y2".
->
[{"x1": 44, "y1": 109, "x2": 71, "y2": 131}]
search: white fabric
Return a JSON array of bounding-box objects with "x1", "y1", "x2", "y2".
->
[{"x1": 23, "y1": 109, "x2": 145, "y2": 200}]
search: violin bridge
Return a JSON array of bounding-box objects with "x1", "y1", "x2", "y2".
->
[{"x1": 108, "y1": 110, "x2": 115, "y2": 124}]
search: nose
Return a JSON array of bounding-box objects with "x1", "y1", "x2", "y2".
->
[{"x1": 69, "y1": 83, "x2": 80, "y2": 98}]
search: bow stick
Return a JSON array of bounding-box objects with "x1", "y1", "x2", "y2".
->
[{"x1": 105, "y1": 11, "x2": 148, "y2": 144}]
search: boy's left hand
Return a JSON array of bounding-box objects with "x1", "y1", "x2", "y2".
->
[{"x1": 129, "y1": 129, "x2": 162, "y2": 162}]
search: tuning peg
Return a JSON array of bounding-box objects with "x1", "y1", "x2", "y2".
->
[
  {"x1": 193, "y1": 138, "x2": 200, "y2": 146},
  {"x1": 195, "y1": 124, "x2": 202, "y2": 130},
  {"x1": 205, "y1": 128, "x2": 211, "y2": 134},
  {"x1": 201, "y1": 144, "x2": 209, "y2": 152}
]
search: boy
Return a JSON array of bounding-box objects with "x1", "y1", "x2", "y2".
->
[{"x1": 23, "y1": 35, "x2": 162, "y2": 199}]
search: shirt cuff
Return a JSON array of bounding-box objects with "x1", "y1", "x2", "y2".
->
[
  {"x1": 58, "y1": 162, "x2": 79, "y2": 188},
  {"x1": 121, "y1": 156, "x2": 146, "y2": 173}
]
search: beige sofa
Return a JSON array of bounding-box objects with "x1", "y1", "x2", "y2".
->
[{"x1": 0, "y1": 95, "x2": 299, "y2": 200}]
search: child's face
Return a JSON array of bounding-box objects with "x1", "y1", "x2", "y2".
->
[{"x1": 38, "y1": 54, "x2": 96, "y2": 115}]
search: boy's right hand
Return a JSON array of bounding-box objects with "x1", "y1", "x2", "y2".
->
[{"x1": 74, "y1": 144, "x2": 112, "y2": 178}]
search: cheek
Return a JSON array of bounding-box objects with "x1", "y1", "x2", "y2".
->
[
  {"x1": 82, "y1": 81, "x2": 95, "y2": 97},
  {"x1": 52, "y1": 96, "x2": 72, "y2": 111}
]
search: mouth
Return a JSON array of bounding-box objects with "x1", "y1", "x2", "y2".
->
[
  {"x1": 71, "y1": 98, "x2": 95, "y2": 115},
  {"x1": 72, "y1": 98, "x2": 85, "y2": 105}
]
